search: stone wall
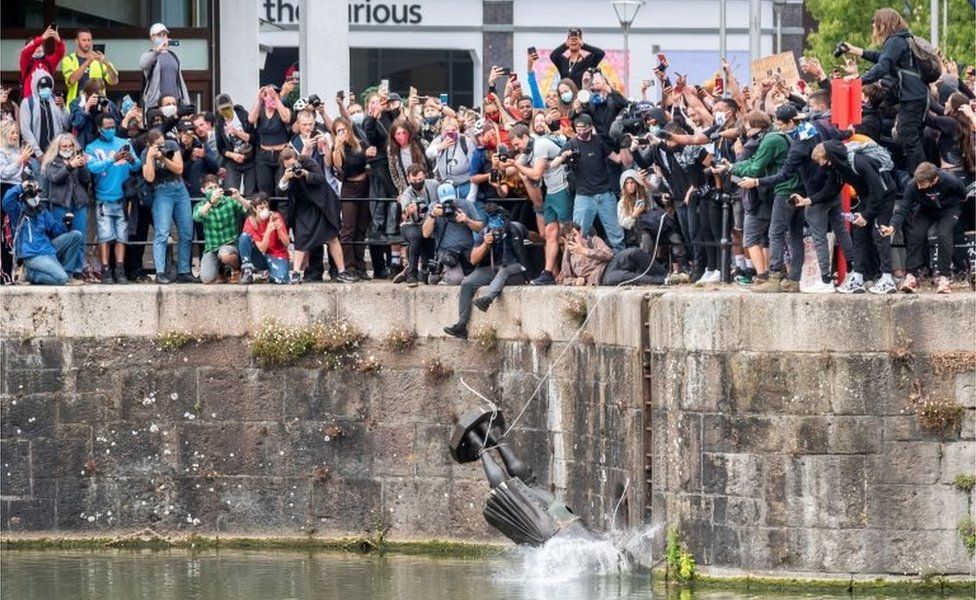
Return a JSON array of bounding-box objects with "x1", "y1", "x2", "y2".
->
[
  {"x1": 0, "y1": 285, "x2": 646, "y2": 542},
  {"x1": 646, "y1": 292, "x2": 976, "y2": 576},
  {"x1": 2, "y1": 285, "x2": 974, "y2": 579}
]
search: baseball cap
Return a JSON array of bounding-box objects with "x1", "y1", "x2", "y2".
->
[
  {"x1": 471, "y1": 119, "x2": 487, "y2": 135},
  {"x1": 437, "y1": 183, "x2": 457, "y2": 203},
  {"x1": 774, "y1": 103, "x2": 799, "y2": 123},
  {"x1": 387, "y1": 92, "x2": 403, "y2": 103},
  {"x1": 215, "y1": 93, "x2": 234, "y2": 110},
  {"x1": 37, "y1": 75, "x2": 54, "y2": 90},
  {"x1": 177, "y1": 119, "x2": 195, "y2": 132},
  {"x1": 149, "y1": 23, "x2": 169, "y2": 37},
  {"x1": 573, "y1": 113, "x2": 593, "y2": 127}
]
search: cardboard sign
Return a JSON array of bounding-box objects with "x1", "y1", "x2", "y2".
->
[{"x1": 751, "y1": 52, "x2": 801, "y2": 85}]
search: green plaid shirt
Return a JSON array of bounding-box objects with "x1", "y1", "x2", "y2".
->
[{"x1": 192, "y1": 195, "x2": 246, "y2": 252}]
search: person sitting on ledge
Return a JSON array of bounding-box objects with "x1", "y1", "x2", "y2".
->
[
  {"x1": 193, "y1": 174, "x2": 250, "y2": 283},
  {"x1": 239, "y1": 192, "x2": 290, "y2": 284},
  {"x1": 2, "y1": 174, "x2": 83, "y2": 285},
  {"x1": 556, "y1": 221, "x2": 612, "y2": 286}
]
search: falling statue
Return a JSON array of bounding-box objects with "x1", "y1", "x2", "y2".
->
[{"x1": 449, "y1": 407, "x2": 589, "y2": 546}]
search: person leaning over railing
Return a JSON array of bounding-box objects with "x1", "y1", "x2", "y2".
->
[
  {"x1": 193, "y1": 174, "x2": 250, "y2": 284},
  {"x1": 239, "y1": 192, "x2": 290, "y2": 285}
]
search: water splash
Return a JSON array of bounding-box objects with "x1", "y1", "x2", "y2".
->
[{"x1": 499, "y1": 524, "x2": 664, "y2": 585}]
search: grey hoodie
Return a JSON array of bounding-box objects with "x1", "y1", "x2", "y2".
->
[{"x1": 139, "y1": 48, "x2": 191, "y2": 109}]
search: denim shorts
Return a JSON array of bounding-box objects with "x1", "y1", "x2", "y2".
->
[{"x1": 95, "y1": 201, "x2": 128, "y2": 243}]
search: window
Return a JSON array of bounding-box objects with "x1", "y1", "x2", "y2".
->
[{"x1": 1, "y1": 0, "x2": 208, "y2": 29}]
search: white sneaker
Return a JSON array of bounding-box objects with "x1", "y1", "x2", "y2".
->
[
  {"x1": 803, "y1": 279, "x2": 836, "y2": 294},
  {"x1": 695, "y1": 270, "x2": 720, "y2": 286},
  {"x1": 837, "y1": 272, "x2": 866, "y2": 294},
  {"x1": 868, "y1": 273, "x2": 897, "y2": 295}
]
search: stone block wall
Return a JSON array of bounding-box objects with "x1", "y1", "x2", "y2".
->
[
  {"x1": 0, "y1": 285, "x2": 646, "y2": 541},
  {"x1": 647, "y1": 292, "x2": 976, "y2": 576}
]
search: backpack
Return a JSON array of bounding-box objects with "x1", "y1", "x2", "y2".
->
[
  {"x1": 904, "y1": 35, "x2": 942, "y2": 84},
  {"x1": 845, "y1": 139, "x2": 894, "y2": 174}
]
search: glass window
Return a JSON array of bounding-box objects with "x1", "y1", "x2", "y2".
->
[{"x1": 1, "y1": 0, "x2": 208, "y2": 29}]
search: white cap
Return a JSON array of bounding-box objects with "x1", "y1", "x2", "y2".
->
[{"x1": 149, "y1": 23, "x2": 169, "y2": 37}]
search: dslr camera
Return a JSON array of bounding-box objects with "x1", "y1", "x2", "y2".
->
[
  {"x1": 440, "y1": 198, "x2": 456, "y2": 219},
  {"x1": 496, "y1": 144, "x2": 511, "y2": 163},
  {"x1": 20, "y1": 179, "x2": 42, "y2": 208},
  {"x1": 833, "y1": 42, "x2": 850, "y2": 58},
  {"x1": 566, "y1": 147, "x2": 581, "y2": 166},
  {"x1": 409, "y1": 200, "x2": 429, "y2": 224},
  {"x1": 307, "y1": 94, "x2": 322, "y2": 108},
  {"x1": 290, "y1": 163, "x2": 305, "y2": 176},
  {"x1": 485, "y1": 226, "x2": 506, "y2": 243}
]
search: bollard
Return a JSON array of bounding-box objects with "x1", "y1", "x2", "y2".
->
[{"x1": 830, "y1": 77, "x2": 863, "y2": 282}]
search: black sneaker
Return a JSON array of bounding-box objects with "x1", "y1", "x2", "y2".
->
[
  {"x1": 443, "y1": 323, "x2": 468, "y2": 339},
  {"x1": 113, "y1": 267, "x2": 128, "y2": 284},
  {"x1": 335, "y1": 271, "x2": 359, "y2": 283},
  {"x1": 373, "y1": 266, "x2": 390, "y2": 280},
  {"x1": 175, "y1": 273, "x2": 201, "y2": 284},
  {"x1": 241, "y1": 266, "x2": 254, "y2": 284},
  {"x1": 392, "y1": 269, "x2": 407, "y2": 284},
  {"x1": 101, "y1": 270, "x2": 115, "y2": 284},
  {"x1": 530, "y1": 270, "x2": 556, "y2": 285},
  {"x1": 156, "y1": 273, "x2": 174, "y2": 284},
  {"x1": 405, "y1": 274, "x2": 419, "y2": 288},
  {"x1": 473, "y1": 296, "x2": 493, "y2": 312}
]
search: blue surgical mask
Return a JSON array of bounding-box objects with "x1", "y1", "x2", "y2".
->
[
  {"x1": 350, "y1": 113, "x2": 365, "y2": 126},
  {"x1": 590, "y1": 93, "x2": 604, "y2": 106},
  {"x1": 560, "y1": 91, "x2": 574, "y2": 103},
  {"x1": 647, "y1": 125, "x2": 662, "y2": 137},
  {"x1": 100, "y1": 128, "x2": 116, "y2": 141},
  {"x1": 424, "y1": 115, "x2": 440, "y2": 126},
  {"x1": 38, "y1": 88, "x2": 53, "y2": 101}
]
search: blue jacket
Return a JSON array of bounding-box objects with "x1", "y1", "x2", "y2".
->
[
  {"x1": 86, "y1": 135, "x2": 142, "y2": 202},
  {"x1": 2, "y1": 185, "x2": 66, "y2": 259},
  {"x1": 69, "y1": 97, "x2": 121, "y2": 148}
]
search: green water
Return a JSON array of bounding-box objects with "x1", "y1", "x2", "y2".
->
[{"x1": 0, "y1": 550, "x2": 962, "y2": 600}]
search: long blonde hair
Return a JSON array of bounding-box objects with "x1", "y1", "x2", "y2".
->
[
  {"x1": 871, "y1": 8, "x2": 908, "y2": 45},
  {"x1": 41, "y1": 133, "x2": 81, "y2": 172},
  {"x1": 0, "y1": 121, "x2": 19, "y2": 150},
  {"x1": 332, "y1": 117, "x2": 361, "y2": 154},
  {"x1": 619, "y1": 173, "x2": 647, "y2": 214}
]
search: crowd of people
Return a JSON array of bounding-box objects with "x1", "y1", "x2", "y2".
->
[{"x1": 2, "y1": 12, "x2": 974, "y2": 330}]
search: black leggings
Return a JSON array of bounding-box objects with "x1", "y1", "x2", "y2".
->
[
  {"x1": 906, "y1": 206, "x2": 962, "y2": 276},
  {"x1": 255, "y1": 148, "x2": 283, "y2": 196},
  {"x1": 697, "y1": 196, "x2": 722, "y2": 271}
]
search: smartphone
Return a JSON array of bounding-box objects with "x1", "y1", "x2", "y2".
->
[
  {"x1": 439, "y1": 93, "x2": 449, "y2": 105},
  {"x1": 635, "y1": 198, "x2": 646, "y2": 209},
  {"x1": 379, "y1": 79, "x2": 390, "y2": 96},
  {"x1": 499, "y1": 66, "x2": 511, "y2": 76},
  {"x1": 409, "y1": 86, "x2": 417, "y2": 98},
  {"x1": 714, "y1": 76, "x2": 724, "y2": 95},
  {"x1": 291, "y1": 70, "x2": 301, "y2": 83},
  {"x1": 528, "y1": 46, "x2": 537, "y2": 57},
  {"x1": 657, "y1": 53, "x2": 667, "y2": 66},
  {"x1": 55, "y1": 91, "x2": 64, "y2": 99},
  {"x1": 93, "y1": 43, "x2": 106, "y2": 54},
  {"x1": 337, "y1": 90, "x2": 345, "y2": 101},
  {"x1": 168, "y1": 39, "x2": 180, "y2": 46}
]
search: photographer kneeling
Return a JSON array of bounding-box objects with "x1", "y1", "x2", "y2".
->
[
  {"x1": 2, "y1": 175, "x2": 83, "y2": 285},
  {"x1": 444, "y1": 203, "x2": 527, "y2": 339},
  {"x1": 421, "y1": 182, "x2": 483, "y2": 287},
  {"x1": 397, "y1": 163, "x2": 440, "y2": 286},
  {"x1": 193, "y1": 174, "x2": 251, "y2": 283}
]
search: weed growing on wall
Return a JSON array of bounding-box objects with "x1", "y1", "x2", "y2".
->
[
  {"x1": 424, "y1": 358, "x2": 454, "y2": 383},
  {"x1": 157, "y1": 331, "x2": 195, "y2": 351},
  {"x1": 665, "y1": 525, "x2": 696, "y2": 584},
  {"x1": 249, "y1": 318, "x2": 366, "y2": 368},
  {"x1": 908, "y1": 388, "x2": 965, "y2": 436},
  {"x1": 562, "y1": 295, "x2": 588, "y2": 328},
  {"x1": 958, "y1": 516, "x2": 976, "y2": 556},
  {"x1": 384, "y1": 327, "x2": 417, "y2": 353},
  {"x1": 955, "y1": 474, "x2": 976, "y2": 493},
  {"x1": 471, "y1": 325, "x2": 498, "y2": 351}
]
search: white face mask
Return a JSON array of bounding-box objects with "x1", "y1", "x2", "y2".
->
[
  {"x1": 714, "y1": 112, "x2": 727, "y2": 127},
  {"x1": 59, "y1": 149, "x2": 74, "y2": 159},
  {"x1": 160, "y1": 105, "x2": 178, "y2": 118},
  {"x1": 257, "y1": 208, "x2": 270, "y2": 221}
]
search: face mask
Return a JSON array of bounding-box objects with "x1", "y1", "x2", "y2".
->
[
  {"x1": 38, "y1": 88, "x2": 53, "y2": 101},
  {"x1": 350, "y1": 113, "x2": 365, "y2": 126},
  {"x1": 424, "y1": 115, "x2": 440, "y2": 126},
  {"x1": 590, "y1": 93, "x2": 604, "y2": 106},
  {"x1": 204, "y1": 187, "x2": 218, "y2": 199},
  {"x1": 100, "y1": 128, "x2": 116, "y2": 141},
  {"x1": 394, "y1": 132, "x2": 410, "y2": 146},
  {"x1": 25, "y1": 194, "x2": 41, "y2": 209},
  {"x1": 153, "y1": 37, "x2": 165, "y2": 48},
  {"x1": 263, "y1": 98, "x2": 277, "y2": 109},
  {"x1": 32, "y1": 49, "x2": 45, "y2": 60},
  {"x1": 160, "y1": 105, "x2": 178, "y2": 118},
  {"x1": 576, "y1": 128, "x2": 592, "y2": 140},
  {"x1": 410, "y1": 180, "x2": 425, "y2": 191},
  {"x1": 59, "y1": 149, "x2": 73, "y2": 159},
  {"x1": 560, "y1": 91, "x2": 574, "y2": 103},
  {"x1": 808, "y1": 108, "x2": 824, "y2": 118},
  {"x1": 714, "y1": 112, "x2": 727, "y2": 127},
  {"x1": 219, "y1": 108, "x2": 234, "y2": 119},
  {"x1": 386, "y1": 107, "x2": 402, "y2": 119},
  {"x1": 257, "y1": 208, "x2": 270, "y2": 221},
  {"x1": 647, "y1": 125, "x2": 662, "y2": 137}
]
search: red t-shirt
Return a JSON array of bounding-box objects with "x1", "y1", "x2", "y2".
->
[{"x1": 243, "y1": 212, "x2": 290, "y2": 260}]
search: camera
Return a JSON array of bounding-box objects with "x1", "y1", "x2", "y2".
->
[
  {"x1": 308, "y1": 94, "x2": 322, "y2": 108},
  {"x1": 161, "y1": 145, "x2": 176, "y2": 160},
  {"x1": 222, "y1": 188, "x2": 234, "y2": 197},
  {"x1": 485, "y1": 226, "x2": 505, "y2": 243},
  {"x1": 440, "y1": 198, "x2": 456, "y2": 219},
  {"x1": 97, "y1": 97, "x2": 110, "y2": 112},
  {"x1": 410, "y1": 200, "x2": 429, "y2": 224},
  {"x1": 290, "y1": 163, "x2": 305, "y2": 176},
  {"x1": 20, "y1": 180, "x2": 41, "y2": 208},
  {"x1": 566, "y1": 147, "x2": 581, "y2": 166},
  {"x1": 64, "y1": 211, "x2": 74, "y2": 228},
  {"x1": 833, "y1": 42, "x2": 850, "y2": 58},
  {"x1": 496, "y1": 144, "x2": 511, "y2": 163}
]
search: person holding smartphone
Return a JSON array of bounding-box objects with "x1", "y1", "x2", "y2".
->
[
  {"x1": 86, "y1": 114, "x2": 142, "y2": 284},
  {"x1": 140, "y1": 23, "x2": 190, "y2": 110},
  {"x1": 548, "y1": 28, "x2": 606, "y2": 89},
  {"x1": 61, "y1": 28, "x2": 119, "y2": 105},
  {"x1": 20, "y1": 25, "x2": 65, "y2": 99}
]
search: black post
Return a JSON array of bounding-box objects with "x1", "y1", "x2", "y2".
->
[{"x1": 720, "y1": 196, "x2": 733, "y2": 282}]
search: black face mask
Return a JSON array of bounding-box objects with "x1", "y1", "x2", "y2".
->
[
  {"x1": 410, "y1": 180, "x2": 425, "y2": 191},
  {"x1": 386, "y1": 107, "x2": 402, "y2": 119}
]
